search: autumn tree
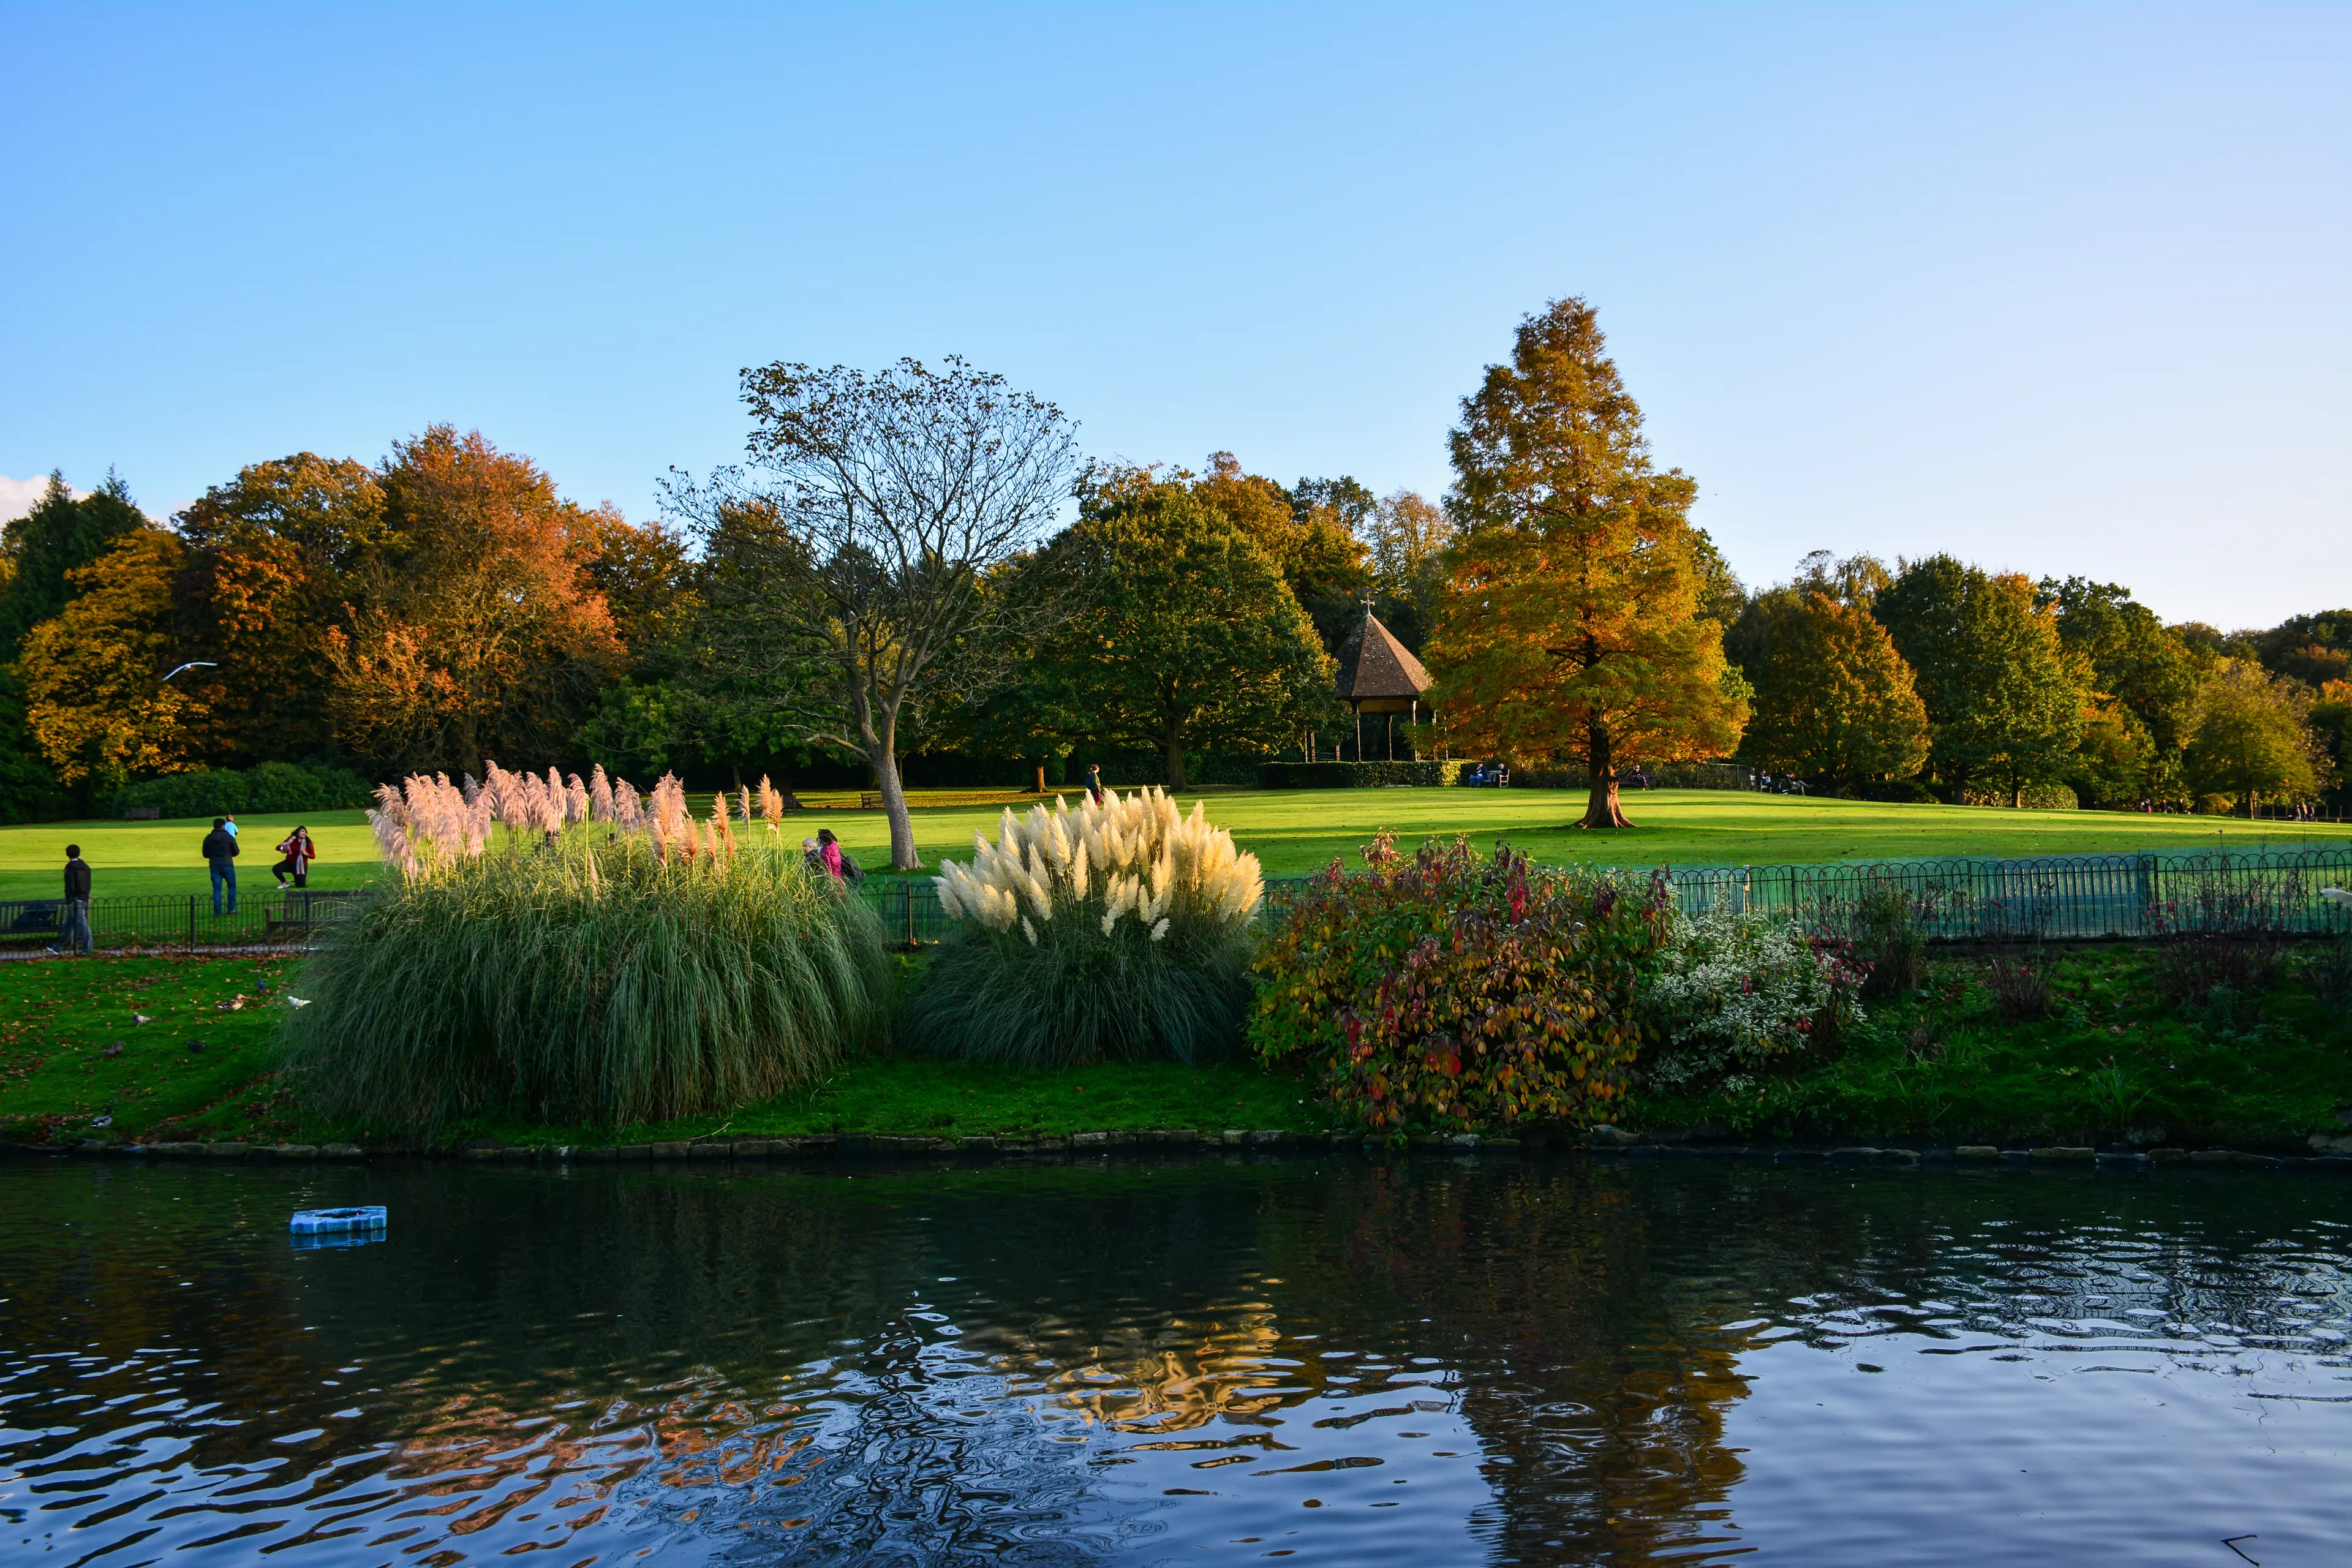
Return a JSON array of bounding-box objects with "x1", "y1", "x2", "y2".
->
[
  {"x1": 326, "y1": 427, "x2": 627, "y2": 774},
  {"x1": 2183, "y1": 660, "x2": 2331, "y2": 815},
  {"x1": 175, "y1": 453, "x2": 387, "y2": 762},
  {"x1": 668, "y1": 358, "x2": 1079, "y2": 870},
  {"x1": 21, "y1": 530, "x2": 208, "y2": 786},
  {"x1": 1733, "y1": 589, "x2": 1929, "y2": 789},
  {"x1": 0, "y1": 471, "x2": 150, "y2": 818},
  {"x1": 2038, "y1": 576, "x2": 2204, "y2": 802},
  {"x1": 1430, "y1": 297, "x2": 1746, "y2": 828},
  {"x1": 1027, "y1": 470, "x2": 1335, "y2": 787},
  {"x1": 1874, "y1": 556, "x2": 2084, "y2": 805},
  {"x1": 2247, "y1": 608, "x2": 2352, "y2": 688}
]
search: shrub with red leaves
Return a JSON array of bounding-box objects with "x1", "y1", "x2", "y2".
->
[{"x1": 1250, "y1": 836, "x2": 1669, "y2": 1132}]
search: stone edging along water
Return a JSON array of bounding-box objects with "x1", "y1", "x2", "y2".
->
[{"x1": 7, "y1": 1126, "x2": 2351, "y2": 1171}]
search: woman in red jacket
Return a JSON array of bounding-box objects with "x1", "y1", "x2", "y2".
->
[{"x1": 274, "y1": 826, "x2": 317, "y2": 889}]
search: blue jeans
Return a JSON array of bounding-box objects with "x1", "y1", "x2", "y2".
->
[
  {"x1": 210, "y1": 864, "x2": 237, "y2": 914},
  {"x1": 61, "y1": 899, "x2": 90, "y2": 955}
]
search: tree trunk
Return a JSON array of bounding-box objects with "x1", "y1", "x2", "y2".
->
[
  {"x1": 875, "y1": 746, "x2": 918, "y2": 869},
  {"x1": 2011, "y1": 775, "x2": 2024, "y2": 810},
  {"x1": 1164, "y1": 726, "x2": 1187, "y2": 790},
  {"x1": 1580, "y1": 718, "x2": 1634, "y2": 828},
  {"x1": 2240, "y1": 791, "x2": 2256, "y2": 820},
  {"x1": 1033, "y1": 761, "x2": 1046, "y2": 794}
]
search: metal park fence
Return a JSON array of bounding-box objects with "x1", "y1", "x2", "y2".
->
[
  {"x1": 0, "y1": 890, "x2": 363, "y2": 955},
  {"x1": 857, "y1": 848, "x2": 2352, "y2": 949},
  {"x1": 10, "y1": 849, "x2": 2341, "y2": 958},
  {"x1": 1668, "y1": 848, "x2": 2352, "y2": 943}
]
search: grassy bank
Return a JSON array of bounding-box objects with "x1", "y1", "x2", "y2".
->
[
  {"x1": 2, "y1": 788, "x2": 2343, "y2": 900},
  {"x1": 1627, "y1": 941, "x2": 2352, "y2": 1151},
  {"x1": 2, "y1": 946, "x2": 2346, "y2": 1154}
]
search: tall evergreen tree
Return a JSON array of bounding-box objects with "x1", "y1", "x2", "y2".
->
[{"x1": 1431, "y1": 298, "x2": 1745, "y2": 828}]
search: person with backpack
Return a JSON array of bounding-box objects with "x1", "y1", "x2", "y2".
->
[
  {"x1": 273, "y1": 826, "x2": 317, "y2": 889},
  {"x1": 201, "y1": 818, "x2": 239, "y2": 914}
]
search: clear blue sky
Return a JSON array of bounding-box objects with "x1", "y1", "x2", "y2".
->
[{"x1": 3, "y1": 4, "x2": 2345, "y2": 628}]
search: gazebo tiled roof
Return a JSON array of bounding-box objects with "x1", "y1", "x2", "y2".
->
[{"x1": 1335, "y1": 612, "x2": 1431, "y2": 703}]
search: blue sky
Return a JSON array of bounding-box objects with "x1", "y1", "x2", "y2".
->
[{"x1": 2, "y1": 3, "x2": 2344, "y2": 627}]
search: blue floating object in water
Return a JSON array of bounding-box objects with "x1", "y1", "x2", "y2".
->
[{"x1": 290, "y1": 1205, "x2": 386, "y2": 1238}]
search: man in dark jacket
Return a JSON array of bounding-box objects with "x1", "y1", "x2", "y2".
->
[
  {"x1": 55, "y1": 845, "x2": 92, "y2": 956},
  {"x1": 202, "y1": 818, "x2": 239, "y2": 914}
]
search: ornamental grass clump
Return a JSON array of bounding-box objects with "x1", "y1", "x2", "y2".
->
[
  {"x1": 902, "y1": 787, "x2": 1263, "y2": 1066},
  {"x1": 1249, "y1": 835, "x2": 1669, "y2": 1133},
  {"x1": 286, "y1": 764, "x2": 883, "y2": 1133}
]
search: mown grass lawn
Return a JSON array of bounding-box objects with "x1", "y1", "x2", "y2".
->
[{"x1": 11, "y1": 786, "x2": 2334, "y2": 900}]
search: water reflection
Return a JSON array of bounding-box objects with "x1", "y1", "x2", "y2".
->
[{"x1": 1, "y1": 1156, "x2": 2346, "y2": 1564}]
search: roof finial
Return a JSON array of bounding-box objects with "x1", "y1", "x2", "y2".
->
[{"x1": 1362, "y1": 587, "x2": 1375, "y2": 621}]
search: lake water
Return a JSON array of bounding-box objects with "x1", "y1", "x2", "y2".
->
[{"x1": 2, "y1": 1152, "x2": 2348, "y2": 1566}]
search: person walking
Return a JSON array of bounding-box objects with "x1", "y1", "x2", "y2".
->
[
  {"x1": 53, "y1": 845, "x2": 92, "y2": 957},
  {"x1": 1085, "y1": 762, "x2": 1104, "y2": 805},
  {"x1": 202, "y1": 817, "x2": 239, "y2": 914},
  {"x1": 273, "y1": 826, "x2": 317, "y2": 889}
]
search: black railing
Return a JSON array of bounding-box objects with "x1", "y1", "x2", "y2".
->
[
  {"x1": 0, "y1": 890, "x2": 364, "y2": 954},
  {"x1": 15, "y1": 848, "x2": 2345, "y2": 957}
]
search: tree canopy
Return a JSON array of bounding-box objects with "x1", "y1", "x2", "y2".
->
[
  {"x1": 666, "y1": 357, "x2": 1079, "y2": 869},
  {"x1": 1874, "y1": 556, "x2": 2083, "y2": 805},
  {"x1": 1024, "y1": 469, "x2": 1335, "y2": 788},
  {"x1": 2183, "y1": 659, "x2": 2331, "y2": 815},
  {"x1": 1733, "y1": 588, "x2": 1928, "y2": 789},
  {"x1": 1430, "y1": 297, "x2": 1744, "y2": 827}
]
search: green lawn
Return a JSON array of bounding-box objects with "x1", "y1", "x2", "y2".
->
[
  {"x1": 3, "y1": 787, "x2": 2342, "y2": 900},
  {"x1": 0, "y1": 812, "x2": 380, "y2": 900}
]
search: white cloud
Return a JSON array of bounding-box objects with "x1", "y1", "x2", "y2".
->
[{"x1": 0, "y1": 474, "x2": 80, "y2": 524}]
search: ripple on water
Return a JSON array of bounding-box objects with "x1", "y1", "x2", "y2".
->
[{"x1": 0, "y1": 1158, "x2": 2346, "y2": 1564}]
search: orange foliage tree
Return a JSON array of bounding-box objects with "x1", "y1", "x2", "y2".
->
[
  {"x1": 325, "y1": 428, "x2": 627, "y2": 775},
  {"x1": 1430, "y1": 299, "x2": 1745, "y2": 827}
]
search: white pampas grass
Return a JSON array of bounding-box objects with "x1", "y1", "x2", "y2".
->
[{"x1": 933, "y1": 786, "x2": 1261, "y2": 944}]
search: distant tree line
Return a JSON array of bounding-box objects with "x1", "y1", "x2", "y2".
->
[{"x1": 7, "y1": 315, "x2": 2342, "y2": 842}]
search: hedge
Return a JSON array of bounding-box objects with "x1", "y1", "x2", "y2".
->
[
  {"x1": 112, "y1": 761, "x2": 374, "y2": 820},
  {"x1": 1959, "y1": 782, "x2": 2081, "y2": 810},
  {"x1": 1257, "y1": 760, "x2": 1466, "y2": 788}
]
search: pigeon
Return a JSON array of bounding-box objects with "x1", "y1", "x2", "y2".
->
[
  {"x1": 104, "y1": 1041, "x2": 123, "y2": 1058},
  {"x1": 132, "y1": 1013, "x2": 152, "y2": 1025},
  {"x1": 287, "y1": 997, "x2": 312, "y2": 1009},
  {"x1": 186, "y1": 1039, "x2": 206, "y2": 1054},
  {"x1": 91, "y1": 1111, "x2": 112, "y2": 1129},
  {"x1": 255, "y1": 981, "x2": 271, "y2": 993},
  {"x1": 2324, "y1": 888, "x2": 2351, "y2": 908}
]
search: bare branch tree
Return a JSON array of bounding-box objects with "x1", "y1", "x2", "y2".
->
[{"x1": 665, "y1": 357, "x2": 1079, "y2": 869}]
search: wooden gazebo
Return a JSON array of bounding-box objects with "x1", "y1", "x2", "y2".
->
[{"x1": 1334, "y1": 605, "x2": 1432, "y2": 761}]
